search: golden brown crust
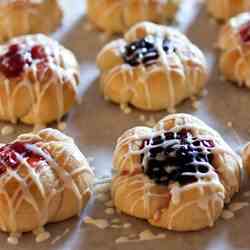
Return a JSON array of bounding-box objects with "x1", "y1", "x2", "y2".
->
[
  {"x1": 112, "y1": 113, "x2": 242, "y2": 231},
  {"x1": 97, "y1": 22, "x2": 208, "y2": 112},
  {"x1": 0, "y1": 34, "x2": 80, "y2": 125},
  {"x1": 207, "y1": 0, "x2": 250, "y2": 21},
  {"x1": 0, "y1": 128, "x2": 94, "y2": 233},
  {"x1": 87, "y1": 0, "x2": 180, "y2": 34},
  {"x1": 218, "y1": 13, "x2": 250, "y2": 87},
  {"x1": 0, "y1": 0, "x2": 62, "y2": 42}
]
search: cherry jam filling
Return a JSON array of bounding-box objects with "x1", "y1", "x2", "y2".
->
[
  {"x1": 123, "y1": 36, "x2": 175, "y2": 67},
  {"x1": 0, "y1": 141, "x2": 47, "y2": 176},
  {"x1": 239, "y1": 21, "x2": 250, "y2": 43},
  {"x1": 140, "y1": 129, "x2": 215, "y2": 186},
  {"x1": 0, "y1": 43, "x2": 48, "y2": 78}
]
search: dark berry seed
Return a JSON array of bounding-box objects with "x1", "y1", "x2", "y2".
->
[
  {"x1": 198, "y1": 164, "x2": 209, "y2": 173},
  {"x1": 123, "y1": 36, "x2": 176, "y2": 67}
]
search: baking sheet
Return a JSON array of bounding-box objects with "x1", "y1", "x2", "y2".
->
[{"x1": 1, "y1": 0, "x2": 250, "y2": 249}]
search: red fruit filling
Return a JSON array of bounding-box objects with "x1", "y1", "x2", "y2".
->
[
  {"x1": 239, "y1": 21, "x2": 250, "y2": 44},
  {"x1": 0, "y1": 43, "x2": 49, "y2": 78},
  {"x1": 0, "y1": 141, "x2": 47, "y2": 176}
]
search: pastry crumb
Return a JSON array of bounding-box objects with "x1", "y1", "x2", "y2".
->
[
  {"x1": 1, "y1": 125, "x2": 15, "y2": 136},
  {"x1": 51, "y1": 228, "x2": 70, "y2": 245},
  {"x1": 167, "y1": 107, "x2": 176, "y2": 114},
  {"x1": 94, "y1": 183, "x2": 111, "y2": 194},
  {"x1": 95, "y1": 193, "x2": 109, "y2": 202},
  {"x1": 36, "y1": 231, "x2": 51, "y2": 243},
  {"x1": 145, "y1": 116, "x2": 157, "y2": 127},
  {"x1": 123, "y1": 223, "x2": 132, "y2": 229},
  {"x1": 139, "y1": 114, "x2": 146, "y2": 122},
  {"x1": 58, "y1": 122, "x2": 67, "y2": 131},
  {"x1": 228, "y1": 202, "x2": 249, "y2": 212},
  {"x1": 111, "y1": 224, "x2": 123, "y2": 229},
  {"x1": 191, "y1": 100, "x2": 200, "y2": 110},
  {"x1": 104, "y1": 200, "x2": 114, "y2": 207},
  {"x1": 120, "y1": 103, "x2": 132, "y2": 114},
  {"x1": 227, "y1": 121, "x2": 233, "y2": 128},
  {"x1": 243, "y1": 191, "x2": 250, "y2": 197},
  {"x1": 139, "y1": 230, "x2": 166, "y2": 241},
  {"x1": 111, "y1": 218, "x2": 121, "y2": 224},
  {"x1": 83, "y1": 216, "x2": 109, "y2": 229},
  {"x1": 221, "y1": 209, "x2": 234, "y2": 220},
  {"x1": 33, "y1": 227, "x2": 51, "y2": 243},
  {"x1": 7, "y1": 233, "x2": 21, "y2": 245},
  {"x1": 105, "y1": 208, "x2": 115, "y2": 215},
  {"x1": 115, "y1": 236, "x2": 129, "y2": 244}
]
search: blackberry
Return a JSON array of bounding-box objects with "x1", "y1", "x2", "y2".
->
[
  {"x1": 123, "y1": 36, "x2": 175, "y2": 67},
  {"x1": 141, "y1": 129, "x2": 215, "y2": 186}
]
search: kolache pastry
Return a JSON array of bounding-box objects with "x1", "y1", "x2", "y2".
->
[
  {"x1": 218, "y1": 13, "x2": 250, "y2": 88},
  {"x1": 207, "y1": 0, "x2": 250, "y2": 21},
  {"x1": 97, "y1": 22, "x2": 208, "y2": 112},
  {"x1": 112, "y1": 113, "x2": 242, "y2": 231},
  {"x1": 0, "y1": 0, "x2": 62, "y2": 43},
  {"x1": 0, "y1": 34, "x2": 80, "y2": 126},
  {"x1": 0, "y1": 128, "x2": 94, "y2": 236},
  {"x1": 87, "y1": 0, "x2": 181, "y2": 34}
]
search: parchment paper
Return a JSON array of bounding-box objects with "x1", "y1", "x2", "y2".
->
[{"x1": 1, "y1": 0, "x2": 250, "y2": 249}]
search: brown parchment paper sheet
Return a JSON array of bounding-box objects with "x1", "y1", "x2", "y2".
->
[{"x1": 1, "y1": 0, "x2": 250, "y2": 249}]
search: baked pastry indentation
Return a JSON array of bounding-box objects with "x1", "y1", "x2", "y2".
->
[
  {"x1": 0, "y1": 128, "x2": 94, "y2": 233},
  {"x1": 97, "y1": 22, "x2": 208, "y2": 112},
  {"x1": 0, "y1": 34, "x2": 80, "y2": 125},
  {"x1": 112, "y1": 113, "x2": 242, "y2": 231}
]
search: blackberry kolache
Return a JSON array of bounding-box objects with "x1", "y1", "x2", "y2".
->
[
  {"x1": 112, "y1": 113, "x2": 242, "y2": 231},
  {"x1": 97, "y1": 22, "x2": 208, "y2": 112}
]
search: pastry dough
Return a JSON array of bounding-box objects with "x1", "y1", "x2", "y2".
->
[
  {"x1": 97, "y1": 22, "x2": 208, "y2": 112},
  {"x1": 0, "y1": 128, "x2": 94, "y2": 233},
  {"x1": 207, "y1": 0, "x2": 250, "y2": 21},
  {"x1": 0, "y1": 0, "x2": 62, "y2": 42},
  {"x1": 87, "y1": 0, "x2": 181, "y2": 34},
  {"x1": 218, "y1": 12, "x2": 250, "y2": 88},
  {"x1": 0, "y1": 34, "x2": 80, "y2": 125},
  {"x1": 241, "y1": 142, "x2": 250, "y2": 177},
  {"x1": 112, "y1": 113, "x2": 242, "y2": 231}
]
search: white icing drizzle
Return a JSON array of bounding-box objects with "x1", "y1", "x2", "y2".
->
[
  {"x1": 112, "y1": 115, "x2": 241, "y2": 229},
  {"x1": 0, "y1": 34, "x2": 79, "y2": 125},
  {"x1": 100, "y1": 23, "x2": 206, "y2": 111}
]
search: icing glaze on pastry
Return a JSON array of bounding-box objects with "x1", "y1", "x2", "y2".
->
[
  {"x1": 112, "y1": 114, "x2": 242, "y2": 231},
  {"x1": 0, "y1": 34, "x2": 80, "y2": 125},
  {"x1": 0, "y1": 128, "x2": 94, "y2": 235},
  {"x1": 97, "y1": 22, "x2": 207, "y2": 112}
]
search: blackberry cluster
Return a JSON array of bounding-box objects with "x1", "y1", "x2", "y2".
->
[
  {"x1": 141, "y1": 129, "x2": 215, "y2": 186},
  {"x1": 123, "y1": 36, "x2": 174, "y2": 67}
]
